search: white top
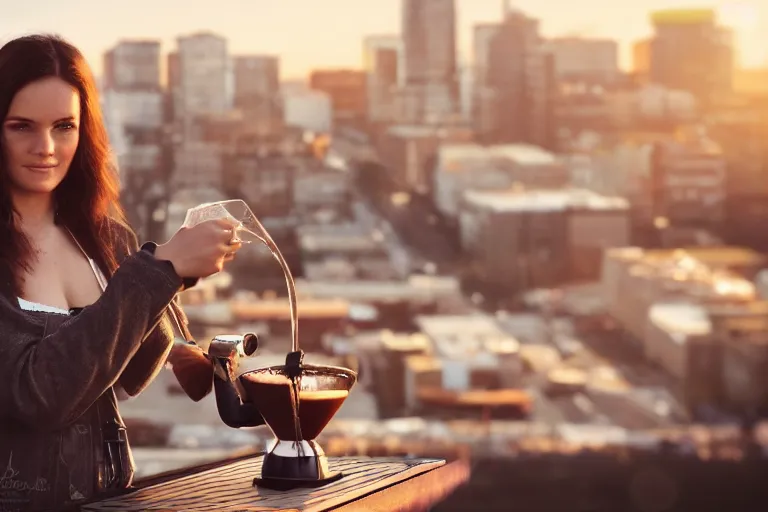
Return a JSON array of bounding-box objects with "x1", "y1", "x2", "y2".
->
[{"x1": 17, "y1": 297, "x2": 71, "y2": 315}]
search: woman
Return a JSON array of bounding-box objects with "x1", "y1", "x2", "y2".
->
[{"x1": 0, "y1": 34, "x2": 240, "y2": 511}]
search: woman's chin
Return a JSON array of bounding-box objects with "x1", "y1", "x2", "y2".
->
[{"x1": 13, "y1": 181, "x2": 63, "y2": 196}]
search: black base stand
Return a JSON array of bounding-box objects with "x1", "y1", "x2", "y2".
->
[
  {"x1": 253, "y1": 451, "x2": 344, "y2": 490},
  {"x1": 253, "y1": 471, "x2": 343, "y2": 491}
]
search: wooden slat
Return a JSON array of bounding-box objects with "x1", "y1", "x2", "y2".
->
[
  {"x1": 81, "y1": 456, "x2": 444, "y2": 512},
  {"x1": 334, "y1": 459, "x2": 470, "y2": 512}
]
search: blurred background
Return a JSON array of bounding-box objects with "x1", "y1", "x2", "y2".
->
[{"x1": 4, "y1": 1, "x2": 768, "y2": 510}]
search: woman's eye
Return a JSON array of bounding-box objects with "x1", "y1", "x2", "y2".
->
[
  {"x1": 56, "y1": 122, "x2": 76, "y2": 131},
  {"x1": 7, "y1": 123, "x2": 30, "y2": 131}
]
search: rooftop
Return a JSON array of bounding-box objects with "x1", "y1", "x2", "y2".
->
[
  {"x1": 648, "y1": 302, "x2": 712, "y2": 339},
  {"x1": 416, "y1": 314, "x2": 503, "y2": 337},
  {"x1": 231, "y1": 297, "x2": 351, "y2": 320},
  {"x1": 438, "y1": 143, "x2": 558, "y2": 171},
  {"x1": 296, "y1": 276, "x2": 461, "y2": 302},
  {"x1": 297, "y1": 224, "x2": 384, "y2": 253},
  {"x1": 607, "y1": 246, "x2": 765, "y2": 270},
  {"x1": 380, "y1": 331, "x2": 432, "y2": 353},
  {"x1": 299, "y1": 232, "x2": 382, "y2": 253},
  {"x1": 463, "y1": 188, "x2": 629, "y2": 213},
  {"x1": 488, "y1": 144, "x2": 558, "y2": 165},
  {"x1": 416, "y1": 314, "x2": 521, "y2": 360},
  {"x1": 405, "y1": 354, "x2": 443, "y2": 373},
  {"x1": 651, "y1": 8, "x2": 715, "y2": 25},
  {"x1": 386, "y1": 124, "x2": 438, "y2": 138}
]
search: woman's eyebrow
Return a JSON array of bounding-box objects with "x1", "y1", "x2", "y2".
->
[
  {"x1": 4, "y1": 115, "x2": 76, "y2": 123},
  {"x1": 4, "y1": 115, "x2": 35, "y2": 123}
]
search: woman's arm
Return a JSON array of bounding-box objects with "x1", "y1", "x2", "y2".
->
[
  {"x1": 119, "y1": 302, "x2": 213, "y2": 401},
  {"x1": 115, "y1": 228, "x2": 178, "y2": 397},
  {"x1": 118, "y1": 312, "x2": 175, "y2": 397},
  {"x1": 116, "y1": 228, "x2": 213, "y2": 401},
  {"x1": 0, "y1": 250, "x2": 183, "y2": 431}
]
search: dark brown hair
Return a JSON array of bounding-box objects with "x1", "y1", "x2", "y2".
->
[{"x1": 0, "y1": 34, "x2": 128, "y2": 293}]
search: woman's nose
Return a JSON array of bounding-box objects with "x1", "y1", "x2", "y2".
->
[{"x1": 32, "y1": 131, "x2": 55, "y2": 156}]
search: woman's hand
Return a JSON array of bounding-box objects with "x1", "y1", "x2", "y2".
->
[{"x1": 155, "y1": 219, "x2": 242, "y2": 278}]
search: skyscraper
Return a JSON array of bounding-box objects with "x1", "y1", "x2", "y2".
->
[
  {"x1": 101, "y1": 40, "x2": 164, "y2": 182},
  {"x1": 363, "y1": 35, "x2": 402, "y2": 124},
  {"x1": 647, "y1": 9, "x2": 734, "y2": 108},
  {"x1": 233, "y1": 55, "x2": 283, "y2": 137},
  {"x1": 177, "y1": 32, "x2": 229, "y2": 119},
  {"x1": 472, "y1": 23, "x2": 501, "y2": 138},
  {"x1": 309, "y1": 69, "x2": 368, "y2": 129},
  {"x1": 401, "y1": 0, "x2": 459, "y2": 124},
  {"x1": 103, "y1": 40, "x2": 161, "y2": 91},
  {"x1": 484, "y1": 9, "x2": 556, "y2": 149}
]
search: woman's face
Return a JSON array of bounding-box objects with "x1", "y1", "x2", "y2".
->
[{"x1": 1, "y1": 77, "x2": 81, "y2": 197}]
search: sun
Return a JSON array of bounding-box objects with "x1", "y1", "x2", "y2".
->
[
  {"x1": 718, "y1": 1, "x2": 759, "y2": 31},
  {"x1": 717, "y1": 1, "x2": 766, "y2": 67}
]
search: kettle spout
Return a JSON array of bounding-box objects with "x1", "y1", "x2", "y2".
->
[{"x1": 209, "y1": 333, "x2": 265, "y2": 428}]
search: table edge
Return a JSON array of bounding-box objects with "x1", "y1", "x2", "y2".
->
[
  {"x1": 300, "y1": 459, "x2": 444, "y2": 512},
  {"x1": 328, "y1": 459, "x2": 471, "y2": 512}
]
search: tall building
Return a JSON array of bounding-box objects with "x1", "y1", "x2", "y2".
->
[
  {"x1": 483, "y1": 8, "x2": 556, "y2": 149},
  {"x1": 632, "y1": 39, "x2": 652, "y2": 78},
  {"x1": 233, "y1": 55, "x2": 283, "y2": 137},
  {"x1": 472, "y1": 24, "x2": 500, "y2": 88},
  {"x1": 167, "y1": 52, "x2": 181, "y2": 91},
  {"x1": 461, "y1": 188, "x2": 629, "y2": 291},
  {"x1": 177, "y1": 32, "x2": 229, "y2": 123},
  {"x1": 103, "y1": 40, "x2": 161, "y2": 91},
  {"x1": 649, "y1": 136, "x2": 727, "y2": 233},
  {"x1": 101, "y1": 40, "x2": 164, "y2": 183},
  {"x1": 309, "y1": 69, "x2": 367, "y2": 129},
  {"x1": 101, "y1": 40, "x2": 165, "y2": 237},
  {"x1": 363, "y1": 35, "x2": 402, "y2": 124},
  {"x1": 282, "y1": 85, "x2": 333, "y2": 134},
  {"x1": 643, "y1": 9, "x2": 734, "y2": 107},
  {"x1": 172, "y1": 142, "x2": 223, "y2": 190},
  {"x1": 401, "y1": 0, "x2": 459, "y2": 124},
  {"x1": 471, "y1": 23, "x2": 501, "y2": 137},
  {"x1": 543, "y1": 37, "x2": 619, "y2": 84},
  {"x1": 166, "y1": 52, "x2": 181, "y2": 121}
]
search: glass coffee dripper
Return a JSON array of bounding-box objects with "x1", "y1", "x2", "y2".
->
[
  {"x1": 185, "y1": 200, "x2": 358, "y2": 489},
  {"x1": 183, "y1": 199, "x2": 268, "y2": 245}
]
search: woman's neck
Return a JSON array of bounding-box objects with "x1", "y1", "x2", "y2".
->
[{"x1": 12, "y1": 191, "x2": 56, "y2": 234}]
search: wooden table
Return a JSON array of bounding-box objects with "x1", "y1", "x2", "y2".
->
[{"x1": 80, "y1": 455, "x2": 469, "y2": 511}]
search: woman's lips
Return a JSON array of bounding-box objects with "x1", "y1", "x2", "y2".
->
[{"x1": 25, "y1": 165, "x2": 57, "y2": 173}]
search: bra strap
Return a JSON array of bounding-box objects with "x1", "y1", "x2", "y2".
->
[{"x1": 65, "y1": 228, "x2": 107, "y2": 292}]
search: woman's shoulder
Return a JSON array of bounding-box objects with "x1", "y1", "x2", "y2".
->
[{"x1": 101, "y1": 217, "x2": 139, "y2": 258}]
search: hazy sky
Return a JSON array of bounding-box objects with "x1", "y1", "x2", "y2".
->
[{"x1": 1, "y1": 0, "x2": 765, "y2": 79}]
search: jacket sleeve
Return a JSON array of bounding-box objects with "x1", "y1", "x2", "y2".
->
[
  {"x1": 116, "y1": 229, "x2": 213, "y2": 401},
  {"x1": 0, "y1": 250, "x2": 183, "y2": 431},
  {"x1": 118, "y1": 313, "x2": 176, "y2": 397},
  {"x1": 116, "y1": 229, "x2": 179, "y2": 397}
]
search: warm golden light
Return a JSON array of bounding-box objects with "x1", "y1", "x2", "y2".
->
[{"x1": 719, "y1": 1, "x2": 759, "y2": 31}]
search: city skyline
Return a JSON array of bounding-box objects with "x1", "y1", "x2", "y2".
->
[{"x1": 1, "y1": 0, "x2": 765, "y2": 80}]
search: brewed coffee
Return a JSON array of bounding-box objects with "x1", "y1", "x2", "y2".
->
[{"x1": 241, "y1": 377, "x2": 348, "y2": 441}]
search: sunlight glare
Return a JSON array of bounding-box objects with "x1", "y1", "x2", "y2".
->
[{"x1": 719, "y1": 1, "x2": 759, "y2": 31}]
